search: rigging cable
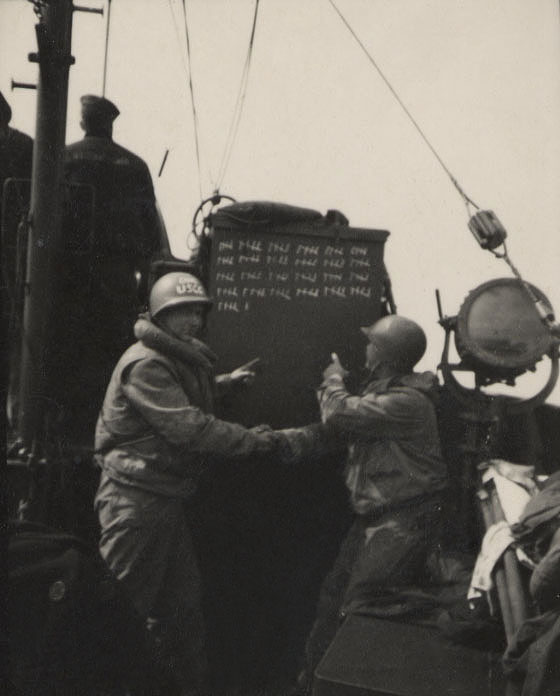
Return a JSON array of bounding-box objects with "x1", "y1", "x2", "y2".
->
[
  {"x1": 214, "y1": 0, "x2": 261, "y2": 191},
  {"x1": 167, "y1": 0, "x2": 203, "y2": 200},
  {"x1": 328, "y1": 0, "x2": 480, "y2": 212},
  {"x1": 181, "y1": 0, "x2": 203, "y2": 201},
  {"x1": 102, "y1": 0, "x2": 112, "y2": 97}
]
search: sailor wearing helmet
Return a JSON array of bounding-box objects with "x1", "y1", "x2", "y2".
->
[
  {"x1": 295, "y1": 315, "x2": 448, "y2": 695},
  {"x1": 94, "y1": 272, "x2": 301, "y2": 695}
]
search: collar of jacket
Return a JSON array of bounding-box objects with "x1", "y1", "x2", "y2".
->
[
  {"x1": 134, "y1": 314, "x2": 218, "y2": 373},
  {"x1": 361, "y1": 371, "x2": 440, "y2": 401}
]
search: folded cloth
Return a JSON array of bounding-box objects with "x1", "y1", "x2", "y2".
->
[
  {"x1": 483, "y1": 460, "x2": 537, "y2": 525},
  {"x1": 468, "y1": 521, "x2": 515, "y2": 612}
]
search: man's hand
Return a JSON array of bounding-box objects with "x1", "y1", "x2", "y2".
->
[
  {"x1": 229, "y1": 357, "x2": 261, "y2": 386},
  {"x1": 322, "y1": 353, "x2": 349, "y2": 381}
]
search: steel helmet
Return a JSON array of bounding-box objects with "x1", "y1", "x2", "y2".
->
[
  {"x1": 149, "y1": 272, "x2": 212, "y2": 318},
  {"x1": 361, "y1": 315, "x2": 427, "y2": 371}
]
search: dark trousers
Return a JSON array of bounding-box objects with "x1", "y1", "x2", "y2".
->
[{"x1": 298, "y1": 494, "x2": 443, "y2": 693}]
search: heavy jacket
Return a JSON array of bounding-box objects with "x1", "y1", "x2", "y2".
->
[
  {"x1": 64, "y1": 135, "x2": 159, "y2": 263},
  {"x1": 95, "y1": 316, "x2": 279, "y2": 498},
  {"x1": 317, "y1": 371, "x2": 446, "y2": 516}
]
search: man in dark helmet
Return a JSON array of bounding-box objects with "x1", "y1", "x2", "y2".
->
[
  {"x1": 294, "y1": 315, "x2": 447, "y2": 695},
  {"x1": 94, "y1": 272, "x2": 313, "y2": 695}
]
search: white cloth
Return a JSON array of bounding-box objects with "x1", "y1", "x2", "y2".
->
[{"x1": 468, "y1": 521, "x2": 515, "y2": 611}]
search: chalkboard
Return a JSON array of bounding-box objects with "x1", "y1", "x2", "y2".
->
[{"x1": 205, "y1": 205, "x2": 389, "y2": 428}]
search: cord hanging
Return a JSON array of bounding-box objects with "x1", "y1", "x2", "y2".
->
[
  {"x1": 214, "y1": 0, "x2": 260, "y2": 191},
  {"x1": 328, "y1": 0, "x2": 480, "y2": 211}
]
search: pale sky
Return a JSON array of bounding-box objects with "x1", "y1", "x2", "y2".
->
[{"x1": 2, "y1": 0, "x2": 560, "y2": 404}]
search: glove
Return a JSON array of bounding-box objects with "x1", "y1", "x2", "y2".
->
[{"x1": 275, "y1": 423, "x2": 341, "y2": 464}]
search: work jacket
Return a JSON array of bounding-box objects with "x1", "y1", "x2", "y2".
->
[
  {"x1": 95, "y1": 316, "x2": 279, "y2": 498},
  {"x1": 317, "y1": 371, "x2": 447, "y2": 516}
]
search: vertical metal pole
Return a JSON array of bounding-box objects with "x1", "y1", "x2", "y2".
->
[{"x1": 18, "y1": 0, "x2": 74, "y2": 450}]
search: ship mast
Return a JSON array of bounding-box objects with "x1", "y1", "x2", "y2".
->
[{"x1": 17, "y1": 0, "x2": 74, "y2": 457}]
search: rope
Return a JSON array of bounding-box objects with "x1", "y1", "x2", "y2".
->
[
  {"x1": 215, "y1": 0, "x2": 260, "y2": 191},
  {"x1": 167, "y1": 0, "x2": 203, "y2": 199},
  {"x1": 102, "y1": 0, "x2": 112, "y2": 97},
  {"x1": 328, "y1": 0, "x2": 480, "y2": 210},
  {"x1": 181, "y1": 0, "x2": 203, "y2": 201}
]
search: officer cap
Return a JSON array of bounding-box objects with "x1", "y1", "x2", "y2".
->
[
  {"x1": 0, "y1": 91, "x2": 12, "y2": 125},
  {"x1": 80, "y1": 94, "x2": 120, "y2": 123}
]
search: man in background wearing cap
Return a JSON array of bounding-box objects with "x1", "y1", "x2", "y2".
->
[
  {"x1": 94, "y1": 271, "x2": 319, "y2": 695},
  {"x1": 64, "y1": 94, "x2": 160, "y2": 307},
  {"x1": 57, "y1": 95, "x2": 162, "y2": 444},
  {"x1": 294, "y1": 315, "x2": 447, "y2": 695}
]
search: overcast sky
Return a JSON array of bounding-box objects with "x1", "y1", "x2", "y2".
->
[{"x1": 2, "y1": 0, "x2": 560, "y2": 404}]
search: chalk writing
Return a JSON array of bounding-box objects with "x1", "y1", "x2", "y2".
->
[
  {"x1": 324, "y1": 245, "x2": 344, "y2": 256},
  {"x1": 217, "y1": 255, "x2": 235, "y2": 266},
  {"x1": 239, "y1": 239, "x2": 263, "y2": 253},
  {"x1": 324, "y1": 286, "x2": 347, "y2": 298},
  {"x1": 350, "y1": 258, "x2": 370, "y2": 268},
  {"x1": 269, "y1": 288, "x2": 291, "y2": 300},
  {"x1": 295, "y1": 272, "x2": 317, "y2": 283},
  {"x1": 216, "y1": 272, "x2": 236, "y2": 282},
  {"x1": 350, "y1": 286, "x2": 372, "y2": 298},
  {"x1": 295, "y1": 257, "x2": 318, "y2": 268},
  {"x1": 217, "y1": 287, "x2": 239, "y2": 298},
  {"x1": 349, "y1": 271, "x2": 369, "y2": 282},
  {"x1": 268, "y1": 241, "x2": 290, "y2": 254},
  {"x1": 323, "y1": 258, "x2": 345, "y2": 269},
  {"x1": 350, "y1": 246, "x2": 367, "y2": 256},
  {"x1": 239, "y1": 254, "x2": 261, "y2": 264},
  {"x1": 266, "y1": 254, "x2": 289, "y2": 266},
  {"x1": 296, "y1": 287, "x2": 320, "y2": 298},
  {"x1": 218, "y1": 240, "x2": 234, "y2": 251},
  {"x1": 323, "y1": 272, "x2": 343, "y2": 282},
  {"x1": 240, "y1": 271, "x2": 263, "y2": 281},
  {"x1": 242, "y1": 287, "x2": 267, "y2": 298},
  {"x1": 217, "y1": 301, "x2": 240, "y2": 312},
  {"x1": 296, "y1": 244, "x2": 319, "y2": 255}
]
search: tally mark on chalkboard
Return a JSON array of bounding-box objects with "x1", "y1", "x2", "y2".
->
[
  {"x1": 323, "y1": 258, "x2": 345, "y2": 269},
  {"x1": 350, "y1": 286, "x2": 372, "y2": 298},
  {"x1": 217, "y1": 255, "x2": 235, "y2": 266},
  {"x1": 295, "y1": 258, "x2": 318, "y2": 268},
  {"x1": 266, "y1": 254, "x2": 289, "y2": 266},
  {"x1": 349, "y1": 271, "x2": 369, "y2": 282},
  {"x1": 350, "y1": 258, "x2": 370, "y2": 268},
  {"x1": 350, "y1": 246, "x2": 368, "y2": 256},
  {"x1": 269, "y1": 288, "x2": 291, "y2": 300},
  {"x1": 238, "y1": 239, "x2": 263, "y2": 252},
  {"x1": 295, "y1": 272, "x2": 317, "y2": 283},
  {"x1": 324, "y1": 245, "x2": 344, "y2": 256},
  {"x1": 323, "y1": 272, "x2": 343, "y2": 282},
  {"x1": 324, "y1": 286, "x2": 346, "y2": 298},
  {"x1": 268, "y1": 271, "x2": 289, "y2": 282},
  {"x1": 216, "y1": 272, "x2": 236, "y2": 282},
  {"x1": 296, "y1": 244, "x2": 319, "y2": 255},
  {"x1": 218, "y1": 240, "x2": 235, "y2": 251},
  {"x1": 267, "y1": 241, "x2": 290, "y2": 254},
  {"x1": 217, "y1": 287, "x2": 239, "y2": 298},
  {"x1": 296, "y1": 288, "x2": 320, "y2": 298},
  {"x1": 240, "y1": 271, "x2": 262, "y2": 281},
  {"x1": 242, "y1": 288, "x2": 267, "y2": 298},
  {"x1": 239, "y1": 254, "x2": 261, "y2": 264},
  {"x1": 218, "y1": 301, "x2": 240, "y2": 312}
]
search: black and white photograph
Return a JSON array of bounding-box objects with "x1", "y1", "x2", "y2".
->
[{"x1": 2, "y1": 1, "x2": 560, "y2": 694}]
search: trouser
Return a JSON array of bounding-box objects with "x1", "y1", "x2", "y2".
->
[
  {"x1": 297, "y1": 493, "x2": 443, "y2": 693},
  {"x1": 95, "y1": 474, "x2": 207, "y2": 694}
]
